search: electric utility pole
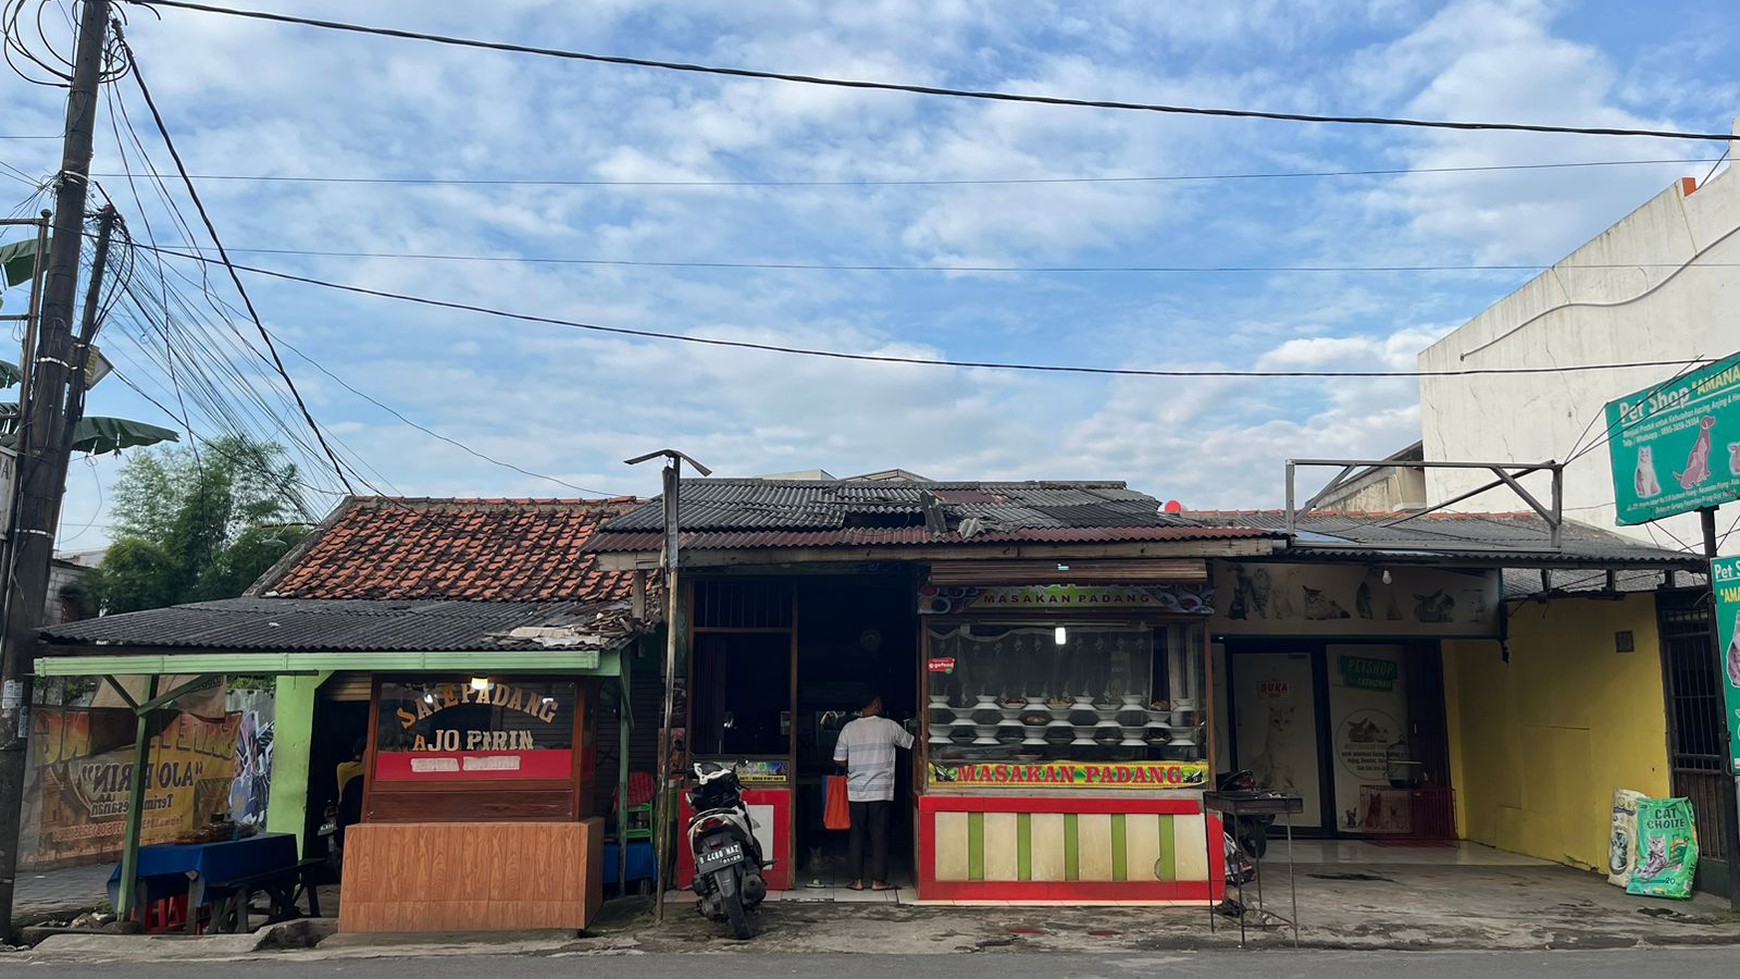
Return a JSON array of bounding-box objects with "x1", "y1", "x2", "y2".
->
[
  {"x1": 625, "y1": 448, "x2": 710, "y2": 923},
  {"x1": 0, "y1": 0, "x2": 112, "y2": 939}
]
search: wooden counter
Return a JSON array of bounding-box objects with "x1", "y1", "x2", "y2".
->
[{"x1": 339, "y1": 819, "x2": 604, "y2": 932}]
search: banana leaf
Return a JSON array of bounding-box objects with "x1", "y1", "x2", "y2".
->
[{"x1": 0, "y1": 361, "x2": 20, "y2": 390}]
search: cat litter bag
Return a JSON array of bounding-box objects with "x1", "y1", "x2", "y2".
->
[
  {"x1": 1606, "y1": 789, "x2": 1646, "y2": 889},
  {"x1": 1625, "y1": 796, "x2": 1699, "y2": 900}
]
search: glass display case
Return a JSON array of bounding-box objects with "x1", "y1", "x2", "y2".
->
[{"x1": 924, "y1": 621, "x2": 1207, "y2": 765}]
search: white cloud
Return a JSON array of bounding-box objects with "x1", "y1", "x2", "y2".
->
[{"x1": 5, "y1": 0, "x2": 1732, "y2": 546}]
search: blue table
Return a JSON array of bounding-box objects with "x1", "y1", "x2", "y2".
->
[
  {"x1": 108, "y1": 833, "x2": 304, "y2": 932},
  {"x1": 603, "y1": 841, "x2": 655, "y2": 885}
]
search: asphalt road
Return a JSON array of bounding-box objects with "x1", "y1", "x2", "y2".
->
[{"x1": 12, "y1": 949, "x2": 1740, "y2": 979}]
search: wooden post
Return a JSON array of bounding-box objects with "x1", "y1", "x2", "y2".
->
[
  {"x1": 0, "y1": 0, "x2": 111, "y2": 939},
  {"x1": 115, "y1": 675, "x2": 159, "y2": 923}
]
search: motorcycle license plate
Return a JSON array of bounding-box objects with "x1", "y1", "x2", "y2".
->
[{"x1": 697, "y1": 842, "x2": 745, "y2": 874}]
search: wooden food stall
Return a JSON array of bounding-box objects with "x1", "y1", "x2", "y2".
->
[{"x1": 341, "y1": 675, "x2": 606, "y2": 932}]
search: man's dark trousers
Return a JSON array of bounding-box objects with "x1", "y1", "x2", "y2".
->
[{"x1": 848, "y1": 799, "x2": 892, "y2": 883}]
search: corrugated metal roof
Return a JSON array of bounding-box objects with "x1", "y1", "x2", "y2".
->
[
  {"x1": 588, "y1": 524, "x2": 1269, "y2": 553},
  {"x1": 1500, "y1": 567, "x2": 1699, "y2": 600},
  {"x1": 41, "y1": 598, "x2": 640, "y2": 653},
  {"x1": 591, "y1": 479, "x2": 1265, "y2": 552},
  {"x1": 1191, "y1": 511, "x2": 1704, "y2": 569},
  {"x1": 601, "y1": 480, "x2": 1173, "y2": 531}
]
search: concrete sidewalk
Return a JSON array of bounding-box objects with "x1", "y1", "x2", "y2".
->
[
  {"x1": 14, "y1": 862, "x2": 112, "y2": 923},
  {"x1": 21, "y1": 854, "x2": 1740, "y2": 962}
]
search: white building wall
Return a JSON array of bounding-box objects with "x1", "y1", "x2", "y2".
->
[{"x1": 1419, "y1": 134, "x2": 1740, "y2": 555}]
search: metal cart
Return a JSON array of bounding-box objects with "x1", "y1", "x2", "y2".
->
[{"x1": 1202, "y1": 790, "x2": 1304, "y2": 947}]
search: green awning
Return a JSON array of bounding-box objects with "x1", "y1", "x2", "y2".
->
[
  {"x1": 36, "y1": 646, "x2": 620, "y2": 677},
  {"x1": 1, "y1": 238, "x2": 40, "y2": 288},
  {"x1": 70, "y1": 416, "x2": 180, "y2": 454}
]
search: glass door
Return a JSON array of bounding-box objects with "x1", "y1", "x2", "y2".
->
[{"x1": 1231, "y1": 651, "x2": 1325, "y2": 830}]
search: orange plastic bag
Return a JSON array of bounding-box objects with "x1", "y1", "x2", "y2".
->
[{"x1": 824, "y1": 775, "x2": 851, "y2": 830}]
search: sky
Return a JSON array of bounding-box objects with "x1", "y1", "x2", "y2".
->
[{"x1": 1, "y1": 0, "x2": 1737, "y2": 547}]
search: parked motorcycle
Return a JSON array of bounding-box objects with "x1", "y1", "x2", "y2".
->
[
  {"x1": 317, "y1": 802, "x2": 342, "y2": 875},
  {"x1": 1216, "y1": 769, "x2": 1274, "y2": 858},
  {"x1": 686, "y1": 761, "x2": 770, "y2": 939}
]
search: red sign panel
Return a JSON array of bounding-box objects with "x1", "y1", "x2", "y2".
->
[{"x1": 374, "y1": 749, "x2": 573, "y2": 782}]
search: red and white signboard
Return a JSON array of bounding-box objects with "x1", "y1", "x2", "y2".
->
[{"x1": 374, "y1": 749, "x2": 573, "y2": 782}]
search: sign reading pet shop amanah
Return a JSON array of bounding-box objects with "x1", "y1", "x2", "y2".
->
[
  {"x1": 1606, "y1": 353, "x2": 1740, "y2": 525},
  {"x1": 1714, "y1": 556, "x2": 1740, "y2": 775}
]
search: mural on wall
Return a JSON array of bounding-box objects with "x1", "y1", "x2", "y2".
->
[
  {"x1": 228, "y1": 709, "x2": 273, "y2": 829},
  {"x1": 20, "y1": 684, "x2": 276, "y2": 869},
  {"x1": 20, "y1": 709, "x2": 240, "y2": 868},
  {"x1": 1212, "y1": 562, "x2": 1500, "y2": 637}
]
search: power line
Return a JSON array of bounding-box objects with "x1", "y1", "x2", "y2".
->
[
  {"x1": 92, "y1": 91, "x2": 610, "y2": 501},
  {"x1": 123, "y1": 0, "x2": 1738, "y2": 143},
  {"x1": 113, "y1": 242, "x2": 1740, "y2": 275},
  {"x1": 132, "y1": 243, "x2": 1722, "y2": 381},
  {"x1": 264, "y1": 332, "x2": 624, "y2": 497},
  {"x1": 115, "y1": 20, "x2": 357, "y2": 494},
  {"x1": 100, "y1": 85, "x2": 363, "y2": 501},
  {"x1": 81, "y1": 157, "x2": 1719, "y2": 189}
]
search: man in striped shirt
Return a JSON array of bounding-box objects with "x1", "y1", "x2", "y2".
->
[{"x1": 833, "y1": 694, "x2": 913, "y2": 891}]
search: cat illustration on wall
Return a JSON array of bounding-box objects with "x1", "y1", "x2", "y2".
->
[
  {"x1": 1635, "y1": 446, "x2": 1663, "y2": 499},
  {"x1": 1728, "y1": 442, "x2": 1740, "y2": 476},
  {"x1": 1673, "y1": 417, "x2": 1717, "y2": 490},
  {"x1": 1302, "y1": 586, "x2": 1350, "y2": 620}
]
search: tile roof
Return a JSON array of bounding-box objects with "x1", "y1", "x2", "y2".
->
[
  {"x1": 255, "y1": 496, "x2": 645, "y2": 602},
  {"x1": 589, "y1": 479, "x2": 1274, "y2": 552},
  {"x1": 1189, "y1": 510, "x2": 1705, "y2": 569},
  {"x1": 41, "y1": 597, "x2": 639, "y2": 652}
]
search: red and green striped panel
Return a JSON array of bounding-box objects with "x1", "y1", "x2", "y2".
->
[{"x1": 933, "y1": 810, "x2": 1206, "y2": 883}]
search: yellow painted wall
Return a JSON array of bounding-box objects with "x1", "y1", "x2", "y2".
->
[{"x1": 1442, "y1": 593, "x2": 1670, "y2": 870}]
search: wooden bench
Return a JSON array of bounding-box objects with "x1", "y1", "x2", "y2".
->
[{"x1": 203, "y1": 858, "x2": 326, "y2": 934}]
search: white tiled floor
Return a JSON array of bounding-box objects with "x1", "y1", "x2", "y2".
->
[
  {"x1": 668, "y1": 869, "x2": 915, "y2": 904},
  {"x1": 775, "y1": 883, "x2": 906, "y2": 904},
  {"x1": 1284, "y1": 839, "x2": 1550, "y2": 866},
  {"x1": 780, "y1": 866, "x2": 914, "y2": 903}
]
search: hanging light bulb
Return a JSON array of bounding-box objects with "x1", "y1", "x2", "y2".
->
[{"x1": 1054, "y1": 626, "x2": 1068, "y2": 646}]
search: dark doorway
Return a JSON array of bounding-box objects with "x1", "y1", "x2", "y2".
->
[
  {"x1": 690, "y1": 633, "x2": 794, "y2": 758},
  {"x1": 303, "y1": 696, "x2": 369, "y2": 871},
  {"x1": 1659, "y1": 589, "x2": 1732, "y2": 897},
  {"x1": 793, "y1": 574, "x2": 920, "y2": 886}
]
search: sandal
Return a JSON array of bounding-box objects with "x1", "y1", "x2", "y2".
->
[
  {"x1": 847, "y1": 881, "x2": 866, "y2": 891},
  {"x1": 872, "y1": 882, "x2": 897, "y2": 891}
]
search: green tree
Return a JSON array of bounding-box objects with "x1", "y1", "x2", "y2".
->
[{"x1": 83, "y1": 436, "x2": 315, "y2": 615}]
